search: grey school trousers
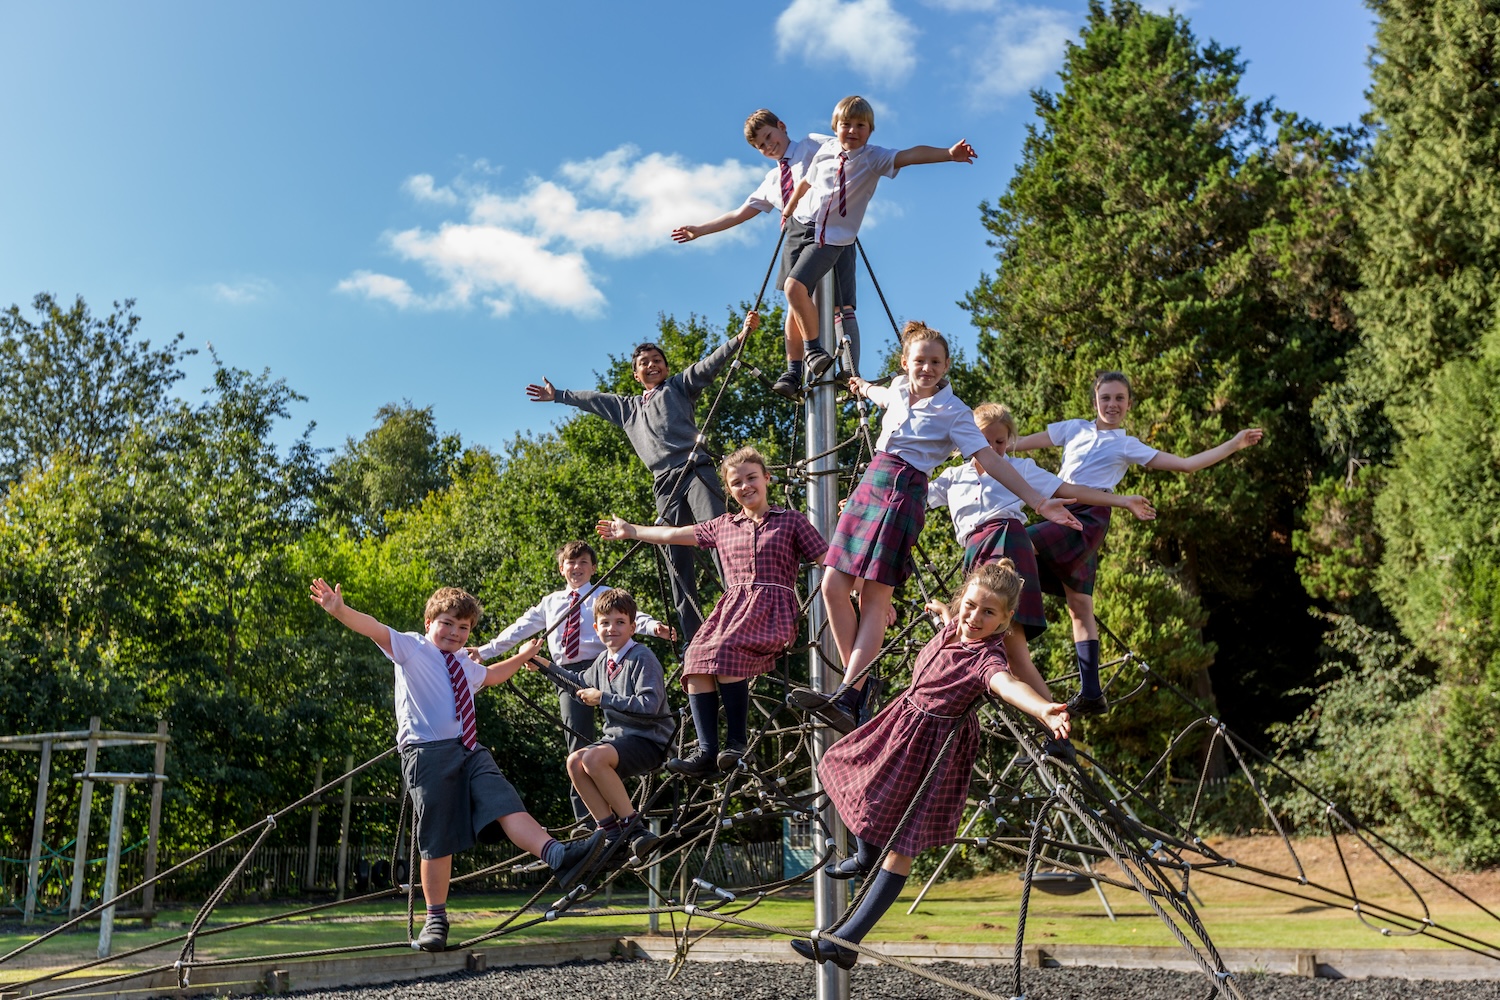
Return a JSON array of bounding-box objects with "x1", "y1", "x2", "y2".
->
[{"x1": 653, "y1": 462, "x2": 725, "y2": 644}]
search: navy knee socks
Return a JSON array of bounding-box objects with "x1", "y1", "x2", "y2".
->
[
  {"x1": 687, "y1": 689, "x2": 720, "y2": 757},
  {"x1": 834, "y1": 868, "x2": 907, "y2": 945},
  {"x1": 1076, "y1": 639, "x2": 1102, "y2": 699},
  {"x1": 718, "y1": 681, "x2": 749, "y2": 747}
]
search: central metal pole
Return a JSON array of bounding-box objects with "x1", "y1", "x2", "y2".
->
[{"x1": 806, "y1": 269, "x2": 850, "y2": 999}]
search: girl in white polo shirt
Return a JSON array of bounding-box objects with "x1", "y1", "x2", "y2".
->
[{"x1": 1014, "y1": 371, "x2": 1262, "y2": 717}]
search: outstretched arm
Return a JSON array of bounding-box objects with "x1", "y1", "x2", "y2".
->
[
  {"x1": 597, "y1": 516, "x2": 698, "y2": 547},
  {"x1": 309, "y1": 579, "x2": 393, "y2": 657},
  {"x1": 483, "y1": 637, "x2": 548, "y2": 688},
  {"x1": 1146, "y1": 428, "x2": 1263, "y2": 473},
  {"x1": 672, "y1": 206, "x2": 761, "y2": 243},
  {"x1": 893, "y1": 139, "x2": 977, "y2": 169},
  {"x1": 991, "y1": 671, "x2": 1071, "y2": 739},
  {"x1": 973, "y1": 447, "x2": 1081, "y2": 530},
  {"x1": 1008, "y1": 431, "x2": 1054, "y2": 453},
  {"x1": 1058, "y1": 484, "x2": 1156, "y2": 521}
]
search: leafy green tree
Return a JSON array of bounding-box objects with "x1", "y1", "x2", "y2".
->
[
  {"x1": 0, "y1": 294, "x2": 192, "y2": 489},
  {"x1": 323, "y1": 402, "x2": 460, "y2": 536},
  {"x1": 962, "y1": 0, "x2": 1360, "y2": 771}
]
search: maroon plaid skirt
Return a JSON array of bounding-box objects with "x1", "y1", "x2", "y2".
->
[
  {"x1": 682, "y1": 583, "x2": 799, "y2": 682},
  {"x1": 1025, "y1": 503, "x2": 1112, "y2": 597},
  {"x1": 825, "y1": 452, "x2": 928, "y2": 587},
  {"x1": 963, "y1": 518, "x2": 1046, "y2": 641}
]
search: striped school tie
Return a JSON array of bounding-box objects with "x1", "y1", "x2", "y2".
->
[
  {"x1": 818, "y1": 152, "x2": 848, "y2": 247},
  {"x1": 442, "y1": 651, "x2": 479, "y2": 750},
  {"x1": 562, "y1": 591, "x2": 582, "y2": 660},
  {"x1": 779, "y1": 156, "x2": 792, "y2": 229}
]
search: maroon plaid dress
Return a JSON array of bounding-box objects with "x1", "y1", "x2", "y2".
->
[
  {"x1": 818, "y1": 622, "x2": 1008, "y2": 856},
  {"x1": 683, "y1": 507, "x2": 827, "y2": 683},
  {"x1": 824, "y1": 451, "x2": 928, "y2": 587},
  {"x1": 963, "y1": 518, "x2": 1046, "y2": 641},
  {"x1": 1026, "y1": 503, "x2": 1112, "y2": 597}
]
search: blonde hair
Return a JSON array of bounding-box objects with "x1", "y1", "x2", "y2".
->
[
  {"x1": 743, "y1": 109, "x2": 783, "y2": 144},
  {"x1": 832, "y1": 95, "x2": 875, "y2": 130},
  {"x1": 425, "y1": 587, "x2": 483, "y2": 626},
  {"x1": 972, "y1": 402, "x2": 1015, "y2": 446},
  {"x1": 720, "y1": 446, "x2": 770, "y2": 484},
  {"x1": 900, "y1": 320, "x2": 950, "y2": 361},
  {"x1": 954, "y1": 559, "x2": 1023, "y2": 619}
]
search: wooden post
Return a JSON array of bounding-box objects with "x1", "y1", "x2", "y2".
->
[
  {"x1": 304, "y1": 760, "x2": 323, "y2": 890},
  {"x1": 335, "y1": 755, "x2": 354, "y2": 901},
  {"x1": 23, "y1": 740, "x2": 53, "y2": 924},
  {"x1": 140, "y1": 719, "x2": 169, "y2": 923},
  {"x1": 96, "y1": 782, "x2": 127, "y2": 959},
  {"x1": 68, "y1": 717, "x2": 102, "y2": 917}
]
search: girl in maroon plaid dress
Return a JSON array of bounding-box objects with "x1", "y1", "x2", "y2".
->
[
  {"x1": 790, "y1": 560, "x2": 1071, "y2": 969},
  {"x1": 793, "y1": 322, "x2": 1081, "y2": 734},
  {"x1": 1010, "y1": 372, "x2": 1262, "y2": 717},
  {"x1": 598, "y1": 447, "x2": 827, "y2": 779}
]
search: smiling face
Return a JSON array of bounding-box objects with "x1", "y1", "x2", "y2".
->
[
  {"x1": 725, "y1": 461, "x2": 770, "y2": 514},
  {"x1": 954, "y1": 582, "x2": 1013, "y2": 644},
  {"x1": 594, "y1": 608, "x2": 635, "y2": 654},
  {"x1": 558, "y1": 552, "x2": 596, "y2": 591},
  {"x1": 633, "y1": 347, "x2": 669, "y2": 391},
  {"x1": 750, "y1": 123, "x2": 792, "y2": 160},
  {"x1": 902, "y1": 338, "x2": 952, "y2": 396},
  {"x1": 425, "y1": 612, "x2": 475, "y2": 653},
  {"x1": 978, "y1": 419, "x2": 1012, "y2": 457},
  {"x1": 836, "y1": 117, "x2": 872, "y2": 151},
  {"x1": 1093, "y1": 379, "x2": 1132, "y2": 429}
]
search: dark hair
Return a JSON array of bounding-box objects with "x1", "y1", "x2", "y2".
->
[
  {"x1": 425, "y1": 586, "x2": 483, "y2": 626},
  {"x1": 593, "y1": 587, "x2": 638, "y2": 621},
  {"x1": 556, "y1": 540, "x2": 597, "y2": 565},
  {"x1": 632, "y1": 343, "x2": 667, "y2": 367},
  {"x1": 1093, "y1": 370, "x2": 1132, "y2": 399},
  {"x1": 743, "y1": 109, "x2": 783, "y2": 144}
]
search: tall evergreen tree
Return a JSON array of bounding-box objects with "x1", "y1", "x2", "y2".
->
[{"x1": 964, "y1": 0, "x2": 1359, "y2": 769}]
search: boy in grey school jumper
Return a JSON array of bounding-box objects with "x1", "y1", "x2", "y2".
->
[
  {"x1": 548, "y1": 588, "x2": 672, "y2": 867},
  {"x1": 309, "y1": 580, "x2": 604, "y2": 952},
  {"x1": 524, "y1": 311, "x2": 760, "y2": 643}
]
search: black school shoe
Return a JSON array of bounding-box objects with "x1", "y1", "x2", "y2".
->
[
  {"x1": 553, "y1": 829, "x2": 606, "y2": 892},
  {"x1": 414, "y1": 912, "x2": 449, "y2": 952},
  {"x1": 823, "y1": 855, "x2": 870, "y2": 881},
  {"x1": 805, "y1": 347, "x2": 835, "y2": 378},
  {"x1": 715, "y1": 741, "x2": 750, "y2": 772},
  {"x1": 771, "y1": 368, "x2": 803, "y2": 401},
  {"x1": 788, "y1": 685, "x2": 864, "y2": 735},
  {"x1": 627, "y1": 823, "x2": 661, "y2": 864},
  {"x1": 790, "y1": 937, "x2": 858, "y2": 969},
  {"x1": 1066, "y1": 693, "x2": 1110, "y2": 717},
  {"x1": 667, "y1": 750, "x2": 720, "y2": 779}
]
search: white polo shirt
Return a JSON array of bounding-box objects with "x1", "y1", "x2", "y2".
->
[
  {"x1": 865, "y1": 376, "x2": 992, "y2": 474},
  {"x1": 385, "y1": 628, "x2": 484, "y2": 749},
  {"x1": 793, "y1": 139, "x2": 901, "y2": 245},
  {"x1": 1048, "y1": 418, "x2": 1158, "y2": 491},
  {"x1": 929, "y1": 458, "x2": 1065, "y2": 543}
]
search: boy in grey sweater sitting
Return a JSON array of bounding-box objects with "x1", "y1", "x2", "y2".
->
[
  {"x1": 524, "y1": 311, "x2": 759, "y2": 642},
  {"x1": 549, "y1": 588, "x2": 672, "y2": 868}
]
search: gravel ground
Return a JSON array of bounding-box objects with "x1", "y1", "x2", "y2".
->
[{"x1": 285, "y1": 958, "x2": 1500, "y2": 1000}]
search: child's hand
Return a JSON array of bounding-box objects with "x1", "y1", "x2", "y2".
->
[
  {"x1": 652, "y1": 622, "x2": 678, "y2": 641},
  {"x1": 738, "y1": 310, "x2": 760, "y2": 341},
  {"x1": 847, "y1": 375, "x2": 871, "y2": 398},
  {"x1": 525, "y1": 378, "x2": 556, "y2": 403},
  {"x1": 924, "y1": 599, "x2": 952, "y2": 624},
  {"x1": 576, "y1": 687, "x2": 603, "y2": 707},
  {"x1": 463, "y1": 646, "x2": 484, "y2": 663},
  {"x1": 596, "y1": 516, "x2": 635, "y2": 541},
  {"x1": 1234, "y1": 428, "x2": 1264, "y2": 450},
  {"x1": 671, "y1": 225, "x2": 703, "y2": 243},
  {"x1": 309, "y1": 578, "x2": 344, "y2": 615},
  {"x1": 1123, "y1": 495, "x2": 1156, "y2": 521},
  {"x1": 1038, "y1": 497, "x2": 1082, "y2": 530},
  {"x1": 1040, "y1": 703, "x2": 1071, "y2": 740},
  {"x1": 949, "y1": 139, "x2": 977, "y2": 163}
]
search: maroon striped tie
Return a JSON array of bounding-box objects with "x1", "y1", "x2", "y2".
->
[
  {"x1": 442, "y1": 651, "x2": 479, "y2": 750},
  {"x1": 607, "y1": 656, "x2": 621, "y2": 681},
  {"x1": 818, "y1": 152, "x2": 848, "y2": 247},
  {"x1": 779, "y1": 156, "x2": 792, "y2": 230},
  {"x1": 562, "y1": 591, "x2": 582, "y2": 661}
]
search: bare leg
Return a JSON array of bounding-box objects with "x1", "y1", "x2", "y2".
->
[
  {"x1": 820, "y1": 567, "x2": 860, "y2": 669},
  {"x1": 1002, "y1": 628, "x2": 1052, "y2": 701},
  {"x1": 1063, "y1": 587, "x2": 1098, "y2": 641},
  {"x1": 497, "y1": 810, "x2": 555, "y2": 860},
  {"x1": 578, "y1": 745, "x2": 635, "y2": 818},
  {"x1": 419, "y1": 855, "x2": 452, "y2": 907},
  {"x1": 566, "y1": 749, "x2": 614, "y2": 820},
  {"x1": 882, "y1": 851, "x2": 913, "y2": 876},
  {"x1": 684, "y1": 674, "x2": 717, "y2": 694},
  {"x1": 842, "y1": 580, "x2": 894, "y2": 688},
  {"x1": 784, "y1": 276, "x2": 819, "y2": 349},
  {"x1": 785, "y1": 312, "x2": 806, "y2": 362}
]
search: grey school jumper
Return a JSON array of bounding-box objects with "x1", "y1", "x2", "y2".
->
[
  {"x1": 555, "y1": 642, "x2": 675, "y2": 748},
  {"x1": 553, "y1": 338, "x2": 736, "y2": 641}
]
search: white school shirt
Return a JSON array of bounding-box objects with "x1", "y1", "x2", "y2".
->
[
  {"x1": 928, "y1": 458, "x2": 1064, "y2": 544},
  {"x1": 864, "y1": 375, "x2": 992, "y2": 475},
  {"x1": 741, "y1": 135, "x2": 832, "y2": 214},
  {"x1": 792, "y1": 139, "x2": 901, "y2": 245},
  {"x1": 474, "y1": 583, "x2": 664, "y2": 665},
  {"x1": 384, "y1": 628, "x2": 484, "y2": 750},
  {"x1": 1048, "y1": 418, "x2": 1159, "y2": 491}
]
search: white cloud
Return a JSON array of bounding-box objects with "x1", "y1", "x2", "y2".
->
[
  {"x1": 970, "y1": 4, "x2": 1075, "y2": 104},
  {"x1": 340, "y1": 147, "x2": 764, "y2": 319},
  {"x1": 776, "y1": 0, "x2": 918, "y2": 82},
  {"x1": 210, "y1": 278, "x2": 274, "y2": 305},
  {"x1": 921, "y1": 0, "x2": 999, "y2": 9}
]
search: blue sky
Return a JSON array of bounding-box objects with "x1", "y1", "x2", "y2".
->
[{"x1": 0, "y1": 0, "x2": 1374, "y2": 456}]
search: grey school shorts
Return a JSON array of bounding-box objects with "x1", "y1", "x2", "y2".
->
[
  {"x1": 781, "y1": 219, "x2": 857, "y2": 310},
  {"x1": 584, "y1": 735, "x2": 668, "y2": 780},
  {"x1": 401, "y1": 739, "x2": 527, "y2": 860}
]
